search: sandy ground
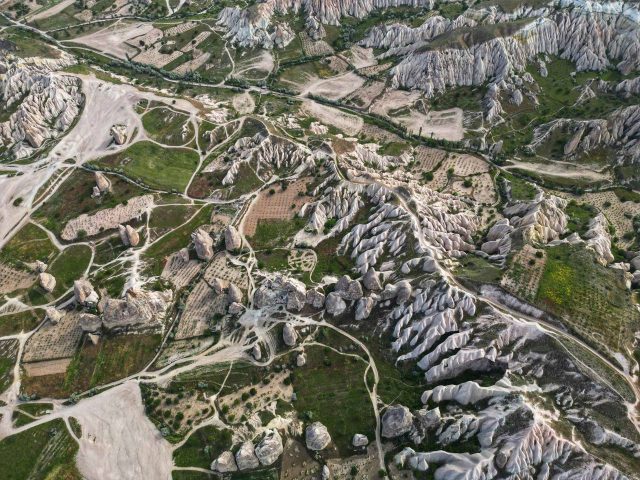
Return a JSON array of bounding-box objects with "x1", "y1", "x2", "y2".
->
[
  {"x1": 72, "y1": 382, "x2": 173, "y2": 480},
  {"x1": 398, "y1": 108, "x2": 464, "y2": 142},
  {"x1": 71, "y1": 22, "x2": 154, "y2": 59},
  {"x1": 346, "y1": 46, "x2": 377, "y2": 69},
  {"x1": 27, "y1": 0, "x2": 74, "y2": 21},
  {"x1": 232, "y1": 92, "x2": 255, "y2": 114},
  {"x1": 301, "y1": 100, "x2": 363, "y2": 136},
  {"x1": 302, "y1": 72, "x2": 365, "y2": 101},
  {"x1": 23, "y1": 358, "x2": 71, "y2": 376},
  {"x1": 505, "y1": 158, "x2": 612, "y2": 182}
]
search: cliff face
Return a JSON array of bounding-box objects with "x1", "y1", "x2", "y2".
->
[{"x1": 0, "y1": 53, "x2": 82, "y2": 159}]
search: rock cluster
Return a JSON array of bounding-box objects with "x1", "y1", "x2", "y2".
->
[
  {"x1": 305, "y1": 422, "x2": 331, "y2": 450},
  {"x1": 110, "y1": 124, "x2": 127, "y2": 145},
  {"x1": 74, "y1": 279, "x2": 99, "y2": 305},
  {"x1": 101, "y1": 288, "x2": 172, "y2": 330},
  {"x1": 224, "y1": 225, "x2": 242, "y2": 251},
  {"x1": 254, "y1": 429, "x2": 283, "y2": 466}
]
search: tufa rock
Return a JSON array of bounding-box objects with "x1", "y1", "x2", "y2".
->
[
  {"x1": 306, "y1": 288, "x2": 325, "y2": 308},
  {"x1": 283, "y1": 323, "x2": 297, "y2": 346},
  {"x1": 255, "y1": 429, "x2": 283, "y2": 466},
  {"x1": 235, "y1": 441, "x2": 260, "y2": 470},
  {"x1": 35, "y1": 260, "x2": 47, "y2": 272},
  {"x1": 352, "y1": 433, "x2": 369, "y2": 447},
  {"x1": 395, "y1": 281, "x2": 413, "y2": 304},
  {"x1": 382, "y1": 405, "x2": 414, "y2": 438},
  {"x1": 228, "y1": 302, "x2": 244, "y2": 315},
  {"x1": 74, "y1": 279, "x2": 99, "y2": 305},
  {"x1": 94, "y1": 172, "x2": 111, "y2": 194},
  {"x1": 363, "y1": 267, "x2": 382, "y2": 291},
  {"x1": 192, "y1": 228, "x2": 214, "y2": 261},
  {"x1": 252, "y1": 344, "x2": 262, "y2": 361},
  {"x1": 119, "y1": 224, "x2": 140, "y2": 247},
  {"x1": 38, "y1": 272, "x2": 56, "y2": 293},
  {"x1": 296, "y1": 352, "x2": 306, "y2": 367},
  {"x1": 227, "y1": 283, "x2": 243, "y2": 304},
  {"x1": 211, "y1": 451, "x2": 238, "y2": 472},
  {"x1": 78, "y1": 313, "x2": 101, "y2": 333},
  {"x1": 321, "y1": 465, "x2": 330, "y2": 480},
  {"x1": 305, "y1": 422, "x2": 331, "y2": 451},
  {"x1": 224, "y1": 225, "x2": 242, "y2": 251},
  {"x1": 110, "y1": 124, "x2": 127, "y2": 145},
  {"x1": 325, "y1": 292, "x2": 346, "y2": 316},
  {"x1": 355, "y1": 296, "x2": 375, "y2": 321},
  {"x1": 44, "y1": 306, "x2": 63, "y2": 324}
]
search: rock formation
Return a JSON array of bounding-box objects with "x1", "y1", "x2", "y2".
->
[
  {"x1": 224, "y1": 225, "x2": 242, "y2": 251},
  {"x1": 235, "y1": 441, "x2": 260, "y2": 470},
  {"x1": 101, "y1": 288, "x2": 172, "y2": 329},
  {"x1": 305, "y1": 422, "x2": 331, "y2": 450},
  {"x1": 211, "y1": 451, "x2": 237, "y2": 473},
  {"x1": 119, "y1": 224, "x2": 140, "y2": 247},
  {"x1": 110, "y1": 124, "x2": 127, "y2": 145},
  {"x1": 192, "y1": 228, "x2": 214, "y2": 261},
  {"x1": 255, "y1": 429, "x2": 283, "y2": 466},
  {"x1": 38, "y1": 272, "x2": 56, "y2": 292},
  {"x1": 74, "y1": 279, "x2": 99, "y2": 305},
  {"x1": 382, "y1": 405, "x2": 414, "y2": 438}
]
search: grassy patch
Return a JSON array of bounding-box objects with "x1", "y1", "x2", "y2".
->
[
  {"x1": 497, "y1": 172, "x2": 537, "y2": 202},
  {"x1": 536, "y1": 244, "x2": 640, "y2": 359},
  {"x1": 173, "y1": 425, "x2": 232, "y2": 469},
  {"x1": 169, "y1": 361, "x2": 263, "y2": 397},
  {"x1": 0, "y1": 310, "x2": 42, "y2": 336},
  {"x1": 22, "y1": 333, "x2": 161, "y2": 398},
  {"x1": 142, "y1": 107, "x2": 194, "y2": 146},
  {"x1": 256, "y1": 249, "x2": 290, "y2": 271},
  {"x1": 149, "y1": 205, "x2": 198, "y2": 229},
  {"x1": 0, "y1": 419, "x2": 80, "y2": 480},
  {"x1": 565, "y1": 201, "x2": 597, "y2": 236},
  {"x1": 292, "y1": 346, "x2": 375, "y2": 455},
  {"x1": 33, "y1": 169, "x2": 144, "y2": 237},
  {"x1": 454, "y1": 255, "x2": 503, "y2": 285},
  {"x1": 612, "y1": 188, "x2": 640, "y2": 204},
  {"x1": 249, "y1": 217, "x2": 306, "y2": 250},
  {"x1": 143, "y1": 205, "x2": 213, "y2": 276},
  {"x1": 0, "y1": 339, "x2": 18, "y2": 393},
  {"x1": 91, "y1": 142, "x2": 199, "y2": 192},
  {"x1": 0, "y1": 223, "x2": 58, "y2": 269}
]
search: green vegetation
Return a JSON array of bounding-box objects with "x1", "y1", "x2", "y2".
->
[
  {"x1": 565, "y1": 201, "x2": 597, "y2": 236},
  {"x1": 0, "y1": 29, "x2": 60, "y2": 59},
  {"x1": 91, "y1": 142, "x2": 199, "y2": 192},
  {"x1": 22, "y1": 334, "x2": 161, "y2": 398},
  {"x1": 0, "y1": 419, "x2": 80, "y2": 480},
  {"x1": 143, "y1": 205, "x2": 213, "y2": 276},
  {"x1": 250, "y1": 217, "x2": 307, "y2": 250},
  {"x1": 292, "y1": 346, "x2": 375, "y2": 455},
  {"x1": 149, "y1": 205, "x2": 198, "y2": 229},
  {"x1": 497, "y1": 172, "x2": 537, "y2": 202},
  {"x1": 0, "y1": 310, "x2": 42, "y2": 336},
  {"x1": 34, "y1": 169, "x2": 144, "y2": 237},
  {"x1": 170, "y1": 361, "x2": 263, "y2": 396},
  {"x1": 0, "y1": 340, "x2": 17, "y2": 393},
  {"x1": 0, "y1": 223, "x2": 58, "y2": 269},
  {"x1": 173, "y1": 426, "x2": 232, "y2": 469},
  {"x1": 455, "y1": 255, "x2": 503, "y2": 285},
  {"x1": 142, "y1": 107, "x2": 194, "y2": 146},
  {"x1": 612, "y1": 188, "x2": 640, "y2": 203},
  {"x1": 256, "y1": 249, "x2": 290, "y2": 271},
  {"x1": 536, "y1": 244, "x2": 640, "y2": 358}
]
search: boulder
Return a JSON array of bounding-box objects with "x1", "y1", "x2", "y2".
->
[
  {"x1": 336, "y1": 276, "x2": 363, "y2": 301},
  {"x1": 38, "y1": 272, "x2": 56, "y2": 292},
  {"x1": 211, "y1": 277, "x2": 225, "y2": 294},
  {"x1": 283, "y1": 323, "x2": 297, "y2": 346},
  {"x1": 325, "y1": 292, "x2": 346, "y2": 316},
  {"x1": 255, "y1": 429, "x2": 283, "y2": 466},
  {"x1": 224, "y1": 225, "x2": 242, "y2": 251},
  {"x1": 235, "y1": 441, "x2": 260, "y2": 470},
  {"x1": 363, "y1": 268, "x2": 382, "y2": 291},
  {"x1": 35, "y1": 260, "x2": 47, "y2": 273},
  {"x1": 355, "y1": 297, "x2": 375, "y2": 320},
  {"x1": 305, "y1": 422, "x2": 331, "y2": 450},
  {"x1": 296, "y1": 352, "x2": 306, "y2": 367},
  {"x1": 395, "y1": 281, "x2": 413, "y2": 304},
  {"x1": 44, "y1": 306, "x2": 63, "y2": 324},
  {"x1": 211, "y1": 451, "x2": 237, "y2": 473},
  {"x1": 110, "y1": 124, "x2": 127, "y2": 145},
  {"x1": 321, "y1": 465, "x2": 330, "y2": 480},
  {"x1": 74, "y1": 279, "x2": 98, "y2": 305},
  {"x1": 352, "y1": 433, "x2": 369, "y2": 447},
  {"x1": 94, "y1": 172, "x2": 111, "y2": 193},
  {"x1": 285, "y1": 279, "x2": 307, "y2": 312},
  {"x1": 78, "y1": 313, "x2": 101, "y2": 332},
  {"x1": 382, "y1": 405, "x2": 414, "y2": 438},
  {"x1": 227, "y1": 283, "x2": 243, "y2": 304},
  {"x1": 306, "y1": 289, "x2": 325, "y2": 308},
  {"x1": 192, "y1": 229, "x2": 214, "y2": 261},
  {"x1": 630, "y1": 255, "x2": 640, "y2": 271},
  {"x1": 119, "y1": 224, "x2": 140, "y2": 247}
]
